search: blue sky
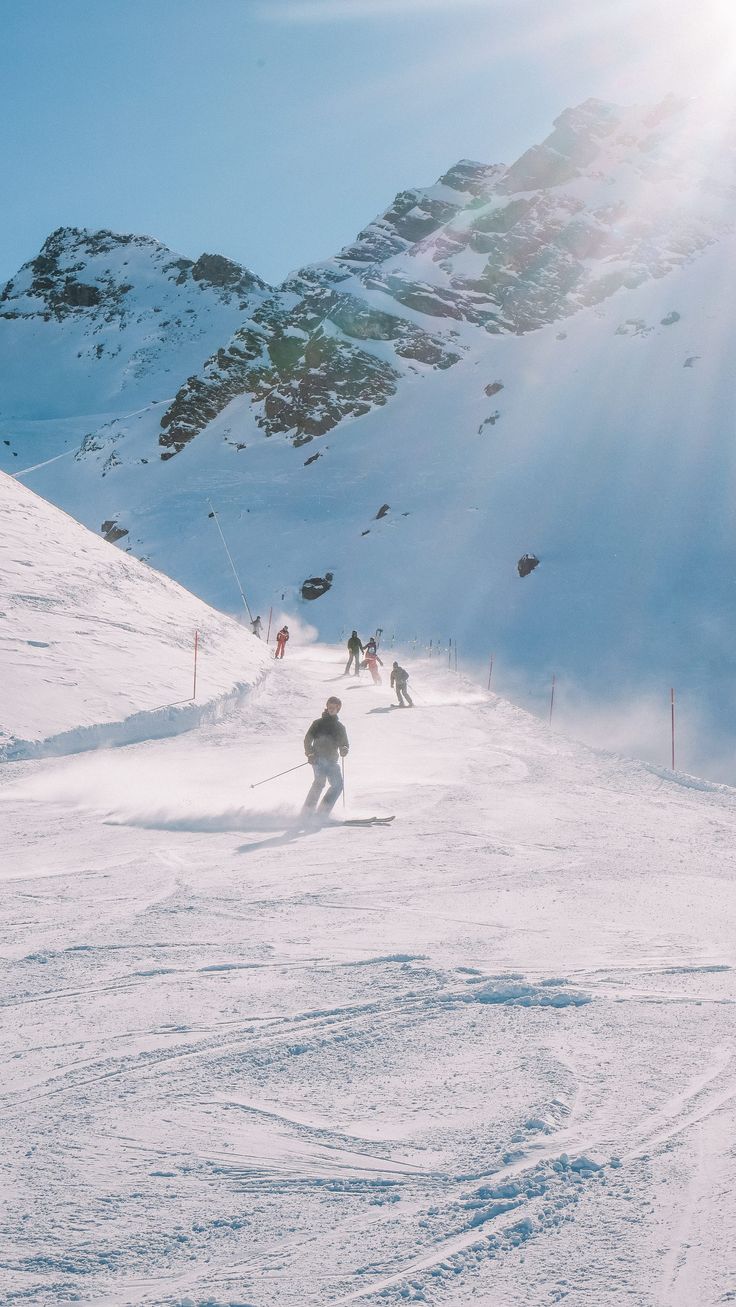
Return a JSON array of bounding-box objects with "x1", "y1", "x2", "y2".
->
[{"x1": 1, "y1": 0, "x2": 734, "y2": 286}]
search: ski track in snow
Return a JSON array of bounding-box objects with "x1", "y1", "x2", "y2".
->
[{"x1": 1, "y1": 646, "x2": 736, "y2": 1306}]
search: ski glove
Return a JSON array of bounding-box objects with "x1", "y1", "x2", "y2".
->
[{"x1": 339, "y1": 746, "x2": 349, "y2": 757}]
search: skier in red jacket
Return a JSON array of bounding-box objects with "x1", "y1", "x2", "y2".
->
[
  {"x1": 275, "y1": 625, "x2": 289, "y2": 658},
  {"x1": 364, "y1": 648, "x2": 383, "y2": 684}
]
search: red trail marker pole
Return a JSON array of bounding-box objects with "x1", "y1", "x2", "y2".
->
[
  {"x1": 549, "y1": 673, "x2": 556, "y2": 725},
  {"x1": 671, "y1": 687, "x2": 676, "y2": 770},
  {"x1": 266, "y1": 606, "x2": 273, "y2": 644},
  {"x1": 487, "y1": 652, "x2": 494, "y2": 691},
  {"x1": 192, "y1": 630, "x2": 199, "y2": 700}
]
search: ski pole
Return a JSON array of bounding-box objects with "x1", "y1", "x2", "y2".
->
[
  {"x1": 341, "y1": 755, "x2": 346, "y2": 808},
  {"x1": 250, "y1": 761, "x2": 310, "y2": 789}
]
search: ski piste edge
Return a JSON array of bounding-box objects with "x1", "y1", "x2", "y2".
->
[{"x1": 336, "y1": 815, "x2": 396, "y2": 827}]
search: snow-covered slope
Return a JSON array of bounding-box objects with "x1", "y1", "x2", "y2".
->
[
  {"x1": 0, "y1": 471, "x2": 270, "y2": 759},
  {"x1": 2, "y1": 643, "x2": 736, "y2": 1305},
  {"x1": 2, "y1": 95, "x2": 736, "y2": 779}
]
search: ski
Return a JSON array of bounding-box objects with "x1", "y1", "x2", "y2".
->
[{"x1": 337, "y1": 815, "x2": 396, "y2": 827}]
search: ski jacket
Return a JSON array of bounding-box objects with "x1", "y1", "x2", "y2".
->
[
  {"x1": 347, "y1": 634, "x2": 364, "y2": 655},
  {"x1": 277, "y1": 627, "x2": 289, "y2": 644},
  {"x1": 304, "y1": 712, "x2": 349, "y2": 761},
  {"x1": 390, "y1": 665, "x2": 409, "y2": 687}
]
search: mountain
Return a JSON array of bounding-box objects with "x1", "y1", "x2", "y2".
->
[
  {"x1": 0, "y1": 470, "x2": 269, "y2": 761},
  {"x1": 2, "y1": 95, "x2": 736, "y2": 779},
  {"x1": 0, "y1": 226, "x2": 269, "y2": 421}
]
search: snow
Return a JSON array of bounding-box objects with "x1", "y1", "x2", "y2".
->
[
  {"x1": 0, "y1": 472, "x2": 270, "y2": 757},
  {"x1": 2, "y1": 601, "x2": 736, "y2": 1303}
]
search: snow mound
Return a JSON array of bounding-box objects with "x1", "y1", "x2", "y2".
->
[
  {"x1": 472, "y1": 976, "x2": 592, "y2": 1007},
  {"x1": 0, "y1": 472, "x2": 270, "y2": 759}
]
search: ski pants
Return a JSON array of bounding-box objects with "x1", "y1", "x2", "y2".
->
[
  {"x1": 369, "y1": 666, "x2": 382, "y2": 684},
  {"x1": 394, "y1": 681, "x2": 413, "y2": 707},
  {"x1": 303, "y1": 756, "x2": 343, "y2": 813},
  {"x1": 345, "y1": 650, "x2": 361, "y2": 676},
  {"x1": 275, "y1": 639, "x2": 286, "y2": 659}
]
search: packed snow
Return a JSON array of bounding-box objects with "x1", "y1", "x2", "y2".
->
[{"x1": 2, "y1": 624, "x2": 736, "y2": 1304}]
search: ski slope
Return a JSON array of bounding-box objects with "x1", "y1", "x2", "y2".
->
[
  {"x1": 0, "y1": 472, "x2": 270, "y2": 760},
  {"x1": 2, "y1": 641, "x2": 735, "y2": 1306}
]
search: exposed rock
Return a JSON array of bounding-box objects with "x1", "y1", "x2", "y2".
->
[
  {"x1": 484, "y1": 381, "x2": 504, "y2": 397},
  {"x1": 301, "y1": 573, "x2": 333, "y2": 601},
  {"x1": 375, "y1": 504, "x2": 390, "y2": 519},
  {"x1": 100, "y1": 520, "x2": 128, "y2": 544},
  {"x1": 517, "y1": 553, "x2": 540, "y2": 578}
]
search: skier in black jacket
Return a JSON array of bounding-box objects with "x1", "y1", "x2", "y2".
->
[
  {"x1": 303, "y1": 696, "x2": 349, "y2": 814},
  {"x1": 390, "y1": 661, "x2": 413, "y2": 707},
  {"x1": 344, "y1": 630, "x2": 365, "y2": 676}
]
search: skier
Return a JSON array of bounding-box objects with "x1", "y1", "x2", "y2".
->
[
  {"x1": 344, "y1": 630, "x2": 364, "y2": 676},
  {"x1": 275, "y1": 625, "x2": 289, "y2": 658},
  {"x1": 365, "y1": 637, "x2": 377, "y2": 655},
  {"x1": 364, "y1": 646, "x2": 383, "y2": 684},
  {"x1": 250, "y1": 615, "x2": 263, "y2": 638},
  {"x1": 390, "y1": 661, "x2": 413, "y2": 707},
  {"x1": 303, "y1": 696, "x2": 349, "y2": 815}
]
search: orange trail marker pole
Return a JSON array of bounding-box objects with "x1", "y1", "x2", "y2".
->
[{"x1": 266, "y1": 606, "x2": 273, "y2": 644}]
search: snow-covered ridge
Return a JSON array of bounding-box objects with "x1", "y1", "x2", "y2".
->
[
  {"x1": 0, "y1": 227, "x2": 271, "y2": 420},
  {"x1": 0, "y1": 471, "x2": 270, "y2": 760}
]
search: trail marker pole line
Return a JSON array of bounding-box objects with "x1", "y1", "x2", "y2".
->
[
  {"x1": 549, "y1": 674, "x2": 556, "y2": 725},
  {"x1": 266, "y1": 606, "x2": 273, "y2": 644},
  {"x1": 192, "y1": 630, "x2": 199, "y2": 699},
  {"x1": 487, "y1": 652, "x2": 494, "y2": 691},
  {"x1": 671, "y1": 687, "x2": 676, "y2": 770},
  {"x1": 207, "y1": 498, "x2": 253, "y2": 622},
  {"x1": 454, "y1": 643, "x2": 458, "y2": 673},
  {"x1": 448, "y1": 638, "x2": 452, "y2": 670}
]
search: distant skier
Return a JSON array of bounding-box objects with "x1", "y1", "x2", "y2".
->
[
  {"x1": 390, "y1": 661, "x2": 413, "y2": 707},
  {"x1": 275, "y1": 625, "x2": 289, "y2": 658},
  {"x1": 250, "y1": 615, "x2": 263, "y2": 638},
  {"x1": 344, "y1": 630, "x2": 364, "y2": 676},
  {"x1": 303, "y1": 696, "x2": 349, "y2": 815},
  {"x1": 364, "y1": 647, "x2": 383, "y2": 684}
]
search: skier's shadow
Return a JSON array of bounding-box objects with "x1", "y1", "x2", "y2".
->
[
  {"x1": 236, "y1": 825, "x2": 321, "y2": 855},
  {"x1": 368, "y1": 706, "x2": 397, "y2": 714}
]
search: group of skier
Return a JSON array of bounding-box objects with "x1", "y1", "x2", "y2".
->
[
  {"x1": 248, "y1": 619, "x2": 412, "y2": 816},
  {"x1": 250, "y1": 615, "x2": 289, "y2": 657},
  {"x1": 344, "y1": 630, "x2": 412, "y2": 706}
]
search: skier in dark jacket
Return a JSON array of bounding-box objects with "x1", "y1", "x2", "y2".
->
[
  {"x1": 390, "y1": 661, "x2": 413, "y2": 707},
  {"x1": 344, "y1": 630, "x2": 364, "y2": 677},
  {"x1": 303, "y1": 696, "x2": 349, "y2": 814}
]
